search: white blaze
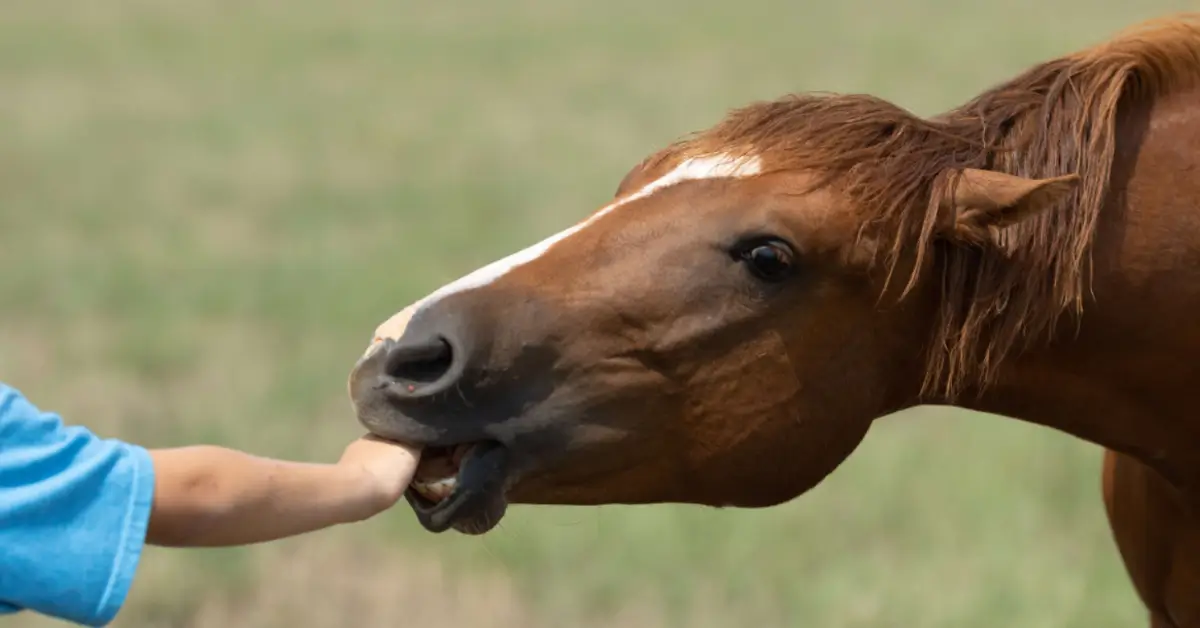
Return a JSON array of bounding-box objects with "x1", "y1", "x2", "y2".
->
[{"x1": 372, "y1": 152, "x2": 762, "y2": 342}]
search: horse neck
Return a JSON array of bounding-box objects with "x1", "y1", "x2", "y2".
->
[{"x1": 954, "y1": 85, "x2": 1200, "y2": 500}]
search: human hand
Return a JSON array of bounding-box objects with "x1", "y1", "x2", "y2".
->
[{"x1": 338, "y1": 435, "x2": 423, "y2": 513}]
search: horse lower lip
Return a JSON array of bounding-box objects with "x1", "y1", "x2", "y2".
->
[{"x1": 405, "y1": 441, "x2": 510, "y2": 534}]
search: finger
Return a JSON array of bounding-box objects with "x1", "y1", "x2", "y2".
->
[{"x1": 358, "y1": 433, "x2": 424, "y2": 457}]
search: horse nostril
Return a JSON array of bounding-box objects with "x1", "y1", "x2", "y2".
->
[{"x1": 384, "y1": 336, "x2": 456, "y2": 388}]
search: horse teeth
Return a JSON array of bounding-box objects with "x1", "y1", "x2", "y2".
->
[{"x1": 413, "y1": 477, "x2": 457, "y2": 503}]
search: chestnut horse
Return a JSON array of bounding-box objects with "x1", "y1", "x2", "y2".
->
[{"x1": 349, "y1": 14, "x2": 1200, "y2": 626}]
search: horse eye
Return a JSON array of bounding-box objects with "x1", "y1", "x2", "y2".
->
[{"x1": 737, "y1": 239, "x2": 795, "y2": 282}]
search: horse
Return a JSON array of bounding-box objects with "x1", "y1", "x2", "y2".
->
[{"x1": 348, "y1": 13, "x2": 1200, "y2": 627}]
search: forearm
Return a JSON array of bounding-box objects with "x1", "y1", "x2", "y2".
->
[{"x1": 146, "y1": 446, "x2": 381, "y2": 547}]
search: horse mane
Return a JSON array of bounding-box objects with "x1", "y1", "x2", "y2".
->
[{"x1": 649, "y1": 13, "x2": 1200, "y2": 401}]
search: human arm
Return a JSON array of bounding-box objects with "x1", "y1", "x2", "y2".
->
[
  {"x1": 145, "y1": 436, "x2": 420, "y2": 547},
  {"x1": 0, "y1": 382, "x2": 420, "y2": 626}
]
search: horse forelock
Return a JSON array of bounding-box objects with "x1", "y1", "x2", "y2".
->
[{"x1": 655, "y1": 12, "x2": 1200, "y2": 401}]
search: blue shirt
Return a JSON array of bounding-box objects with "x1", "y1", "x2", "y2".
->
[{"x1": 0, "y1": 382, "x2": 155, "y2": 626}]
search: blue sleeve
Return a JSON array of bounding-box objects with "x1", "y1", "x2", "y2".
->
[{"x1": 0, "y1": 382, "x2": 156, "y2": 627}]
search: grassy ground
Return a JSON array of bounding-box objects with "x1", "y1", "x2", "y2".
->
[{"x1": 1, "y1": 1, "x2": 1192, "y2": 626}]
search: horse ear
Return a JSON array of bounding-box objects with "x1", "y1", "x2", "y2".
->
[{"x1": 936, "y1": 168, "x2": 1079, "y2": 244}]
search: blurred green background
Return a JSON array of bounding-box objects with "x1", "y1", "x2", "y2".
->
[{"x1": 2, "y1": 1, "x2": 1190, "y2": 626}]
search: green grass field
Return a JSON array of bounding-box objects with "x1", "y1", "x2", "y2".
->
[{"x1": 2, "y1": 1, "x2": 1193, "y2": 626}]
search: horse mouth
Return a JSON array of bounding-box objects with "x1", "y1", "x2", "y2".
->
[{"x1": 405, "y1": 440, "x2": 510, "y2": 535}]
